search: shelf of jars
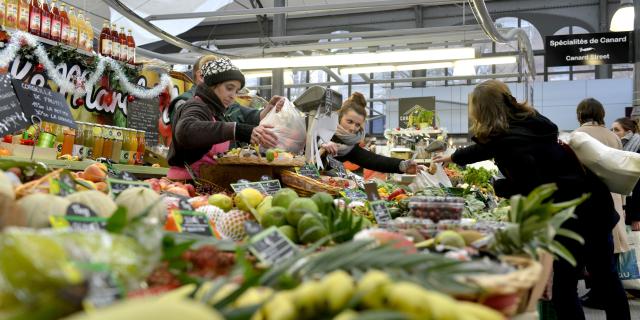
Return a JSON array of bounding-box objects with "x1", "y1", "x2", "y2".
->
[{"x1": 0, "y1": 155, "x2": 168, "y2": 176}]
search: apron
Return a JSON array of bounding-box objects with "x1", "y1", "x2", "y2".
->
[{"x1": 167, "y1": 97, "x2": 231, "y2": 180}]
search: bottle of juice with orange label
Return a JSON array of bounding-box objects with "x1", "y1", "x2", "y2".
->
[
  {"x1": 128, "y1": 129, "x2": 138, "y2": 165},
  {"x1": 5, "y1": 0, "x2": 18, "y2": 29},
  {"x1": 0, "y1": 0, "x2": 7, "y2": 29},
  {"x1": 59, "y1": 3, "x2": 68, "y2": 44},
  {"x1": 67, "y1": 6, "x2": 76, "y2": 47},
  {"x1": 17, "y1": 0, "x2": 28, "y2": 31}
]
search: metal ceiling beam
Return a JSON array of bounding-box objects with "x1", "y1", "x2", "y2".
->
[
  {"x1": 321, "y1": 67, "x2": 345, "y2": 84},
  {"x1": 145, "y1": 0, "x2": 464, "y2": 21},
  {"x1": 102, "y1": 0, "x2": 222, "y2": 56}
]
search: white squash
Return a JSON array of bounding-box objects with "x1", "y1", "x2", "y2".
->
[
  {"x1": 0, "y1": 170, "x2": 15, "y2": 200},
  {"x1": 66, "y1": 190, "x2": 116, "y2": 218},
  {"x1": 17, "y1": 193, "x2": 70, "y2": 228},
  {"x1": 115, "y1": 187, "x2": 166, "y2": 222}
]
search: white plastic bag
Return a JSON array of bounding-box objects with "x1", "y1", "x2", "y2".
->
[
  {"x1": 259, "y1": 98, "x2": 306, "y2": 153},
  {"x1": 620, "y1": 230, "x2": 640, "y2": 290},
  {"x1": 410, "y1": 163, "x2": 452, "y2": 192},
  {"x1": 568, "y1": 131, "x2": 640, "y2": 195}
]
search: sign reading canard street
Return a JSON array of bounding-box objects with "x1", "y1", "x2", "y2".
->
[{"x1": 544, "y1": 31, "x2": 633, "y2": 67}]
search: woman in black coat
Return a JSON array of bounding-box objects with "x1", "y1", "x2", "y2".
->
[{"x1": 434, "y1": 80, "x2": 629, "y2": 320}]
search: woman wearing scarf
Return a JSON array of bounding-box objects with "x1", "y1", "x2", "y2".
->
[
  {"x1": 612, "y1": 117, "x2": 640, "y2": 231},
  {"x1": 320, "y1": 92, "x2": 425, "y2": 174}
]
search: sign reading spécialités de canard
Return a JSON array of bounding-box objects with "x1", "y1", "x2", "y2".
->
[{"x1": 544, "y1": 32, "x2": 633, "y2": 67}]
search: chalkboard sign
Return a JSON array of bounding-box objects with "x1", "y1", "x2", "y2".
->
[
  {"x1": 364, "y1": 182, "x2": 392, "y2": 223},
  {"x1": 49, "y1": 215, "x2": 107, "y2": 231},
  {"x1": 117, "y1": 171, "x2": 137, "y2": 182},
  {"x1": 327, "y1": 156, "x2": 347, "y2": 177},
  {"x1": 231, "y1": 179, "x2": 281, "y2": 196},
  {"x1": 248, "y1": 226, "x2": 298, "y2": 266},
  {"x1": 295, "y1": 164, "x2": 320, "y2": 180},
  {"x1": 172, "y1": 210, "x2": 214, "y2": 236},
  {"x1": 106, "y1": 178, "x2": 151, "y2": 197},
  {"x1": 12, "y1": 79, "x2": 77, "y2": 129},
  {"x1": 66, "y1": 203, "x2": 98, "y2": 217},
  {"x1": 342, "y1": 189, "x2": 368, "y2": 201},
  {"x1": 127, "y1": 97, "x2": 159, "y2": 146},
  {"x1": 0, "y1": 75, "x2": 27, "y2": 136},
  {"x1": 83, "y1": 267, "x2": 124, "y2": 309}
]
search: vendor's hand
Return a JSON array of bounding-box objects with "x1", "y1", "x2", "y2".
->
[
  {"x1": 432, "y1": 154, "x2": 452, "y2": 164},
  {"x1": 251, "y1": 124, "x2": 278, "y2": 148},
  {"x1": 400, "y1": 160, "x2": 426, "y2": 174},
  {"x1": 632, "y1": 221, "x2": 640, "y2": 231},
  {"x1": 259, "y1": 96, "x2": 286, "y2": 120},
  {"x1": 321, "y1": 142, "x2": 338, "y2": 156}
]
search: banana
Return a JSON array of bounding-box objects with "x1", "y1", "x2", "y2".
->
[
  {"x1": 194, "y1": 282, "x2": 239, "y2": 305},
  {"x1": 156, "y1": 284, "x2": 197, "y2": 303},
  {"x1": 290, "y1": 280, "x2": 323, "y2": 318},
  {"x1": 333, "y1": 309, "x2": 358, "y2": 320},
  {"x1": 385, "y1": 282, "x2": 433, "y2": 319},
  {"x1": 457, "y1": 301, "x2": 505, "y2": 320},
  {"x1": 261, "y1": 291, "x2": 297, "y2": 320},
  {"x1": 235, "y1": 287, "x2": 274, "y2": 308},
  {"x1": 355, "y1": 269, "x2": 392, "y2": 309},
  {"x1": 421, "y1": 290, "x2": 459, "y2": 320},
  {"x1": 320, "y1": 270, "x2": 355, "y2": 313}
]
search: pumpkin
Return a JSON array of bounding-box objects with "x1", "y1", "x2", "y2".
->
[
  {"x1": 115, "y1": 187, "x2": 166, "y2": 222},
  {"x1": 16, "y1": 193, "x2": 70, "y2": 228},
  {"x1": 0, "y1": 170, "x2": 15, "y2": 200},
  {"x1": 66, "y1": 191, "x2": 116, "y2": 218}
]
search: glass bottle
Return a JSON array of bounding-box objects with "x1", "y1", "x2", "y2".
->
[
  {"x1": 110, "y1": 126, "x2": 122, "y2": 163},
  {"x1": 99, "y1": 20, "x2": 111, "y2": 57},
  {"x1": 67, "y1": 6, "x2": 77, "y2": 47},
  {"x1": 28, "y1": 0, "x2": 39, "y2": 35},
  {"x1": 40, "y1": 0, "x2": 50, "y2": 39},
  {"x1": 17, "y1": 0, "x2": 28, "y2": 31},
  {"x1": 53, "y1": 123, "x2": 64, "y2": 157},
  {"x1": 127, "y1": 129, "x2": 138, "y2": 165},
  {"x1": 119, "y1": 26, "x2": 127, "y2": 62},
  {"x1": 77, "y1": 9, "x2": 85, "y2": 50},
  {"x1": 135, "y1": 130, "x2": 145, "y2": 165},
  {"x1": 101, "y1": 125, "x2": 113, "y2": 159},
  {"x1": 50, "y1": 0, "x2": 60, "y2": 41},
  {"x1": 72, "y1": 122, "x2": 84, "y2": 159},
  {"x1": 0, "y1": 0, "x2": 7, "y2": 29},
  {"x1": 59, "y1": 3, "x2": 68, "y2": 44},
  {"x1": 5, "y1": 0, "x2": 17, "y2": 29},
  {"x1": 92, "y1": 124, "x2": 104, "y2": 159},
  {"x1": 82, "y1": 122, "x2": 93, "y2": 159},
  {"x1": 126, "y1": 29, "x2": 135, "y2": 64},
  {"x1": 110, "y1": 23, "x2": 119, "y2": 61},
  {"x1": 61, "y1": 128, "x2": 74, "y2": 156},
  {"x1": 84, "y1": 16, "x2": 93, "y2": 51}
]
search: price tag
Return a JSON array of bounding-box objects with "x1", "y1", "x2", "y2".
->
[
  {"x1": 295, "y1": 164, "x2": 321, "y2": 180},
  {"x1": 117, "y1": 171, "x2": 137, "y2": 181},
  {"x1": 364, "y1": 182, "x2": 392, "y2": 224},
  {"x1": 327, "y1": 156, "x2": 347, "y2": 177},
  {"x1": 66, "y1": 202, "x2": 98, "y2": 217},
  {"x1": 230, "y1": 179, "x2": 281, "y2": 196},
  {"x1": 342, "y1": 189, "x2": 368, "y2": 201},
  {"x1": 106, "y1": 178, "x2": 151, "y2": 197},
  {"x1": 49, "y1": 215, "x2": 107, "y2": 231},
  {"x1": 80, "y1": 263, "x2": 124, "y2": 310},
  {"x1": 248, "y1": 226, "x2": 298, "y2": 266},
  {"x1": 172, "y1": 210, "x2": 215, "y2": 237}
]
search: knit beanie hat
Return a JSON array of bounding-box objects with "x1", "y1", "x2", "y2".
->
[{"x1": 201, "y1": 57, "x2": 245, "y2": 88}]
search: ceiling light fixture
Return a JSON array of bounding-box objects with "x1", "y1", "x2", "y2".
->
[{"x1": 611, "y1": 0, "x2": 635, "y2": 31}]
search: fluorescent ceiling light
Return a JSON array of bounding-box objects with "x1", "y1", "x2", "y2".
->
[
  {"x1": 611, "y1": 0, "x2": 634, "y2": 31},
  {"x1": 233, "y1": 48, "x2": 476, "y2": 70},
  {"x1": 339, "y1": 62, "x2": 454, "y2": 75},
  {"x1": 453, "y1": 61, "x2": 477, "y2": 76},
  {"x1": 244, "y1": 71, "x2": 273, "y2": 78},
  {"x1": 456, "y1": 56, "x2": 518, "y2": 66}
]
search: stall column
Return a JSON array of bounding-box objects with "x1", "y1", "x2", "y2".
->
[
  {"x1": 633, "y1": 0, "x2": 640, "y2": 119},
  {"x1": 271, "y1": 0, "x2": 286, "y2": 97}
]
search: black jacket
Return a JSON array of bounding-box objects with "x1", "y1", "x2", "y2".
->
[
  {"x1": 167, "y1": 84, "x2": 257, "y2": 167},
  {"x1": 334, "y1": 145, "x2": 403, "y2": 174},
  {"x1": 452, "y1": 112, "x2": 618, "y2": 235}
]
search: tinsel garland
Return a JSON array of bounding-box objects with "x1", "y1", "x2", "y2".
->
[{"x1": 2, "y1": 31, "x2": 171, "y2": 99}]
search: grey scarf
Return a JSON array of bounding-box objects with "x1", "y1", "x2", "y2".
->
[
  {"x1": 333, "y1": 124, "x2": 365, "y2": 157},
  {"x1": 622, "y1": 132, "x2": 640, "y2": 153}
]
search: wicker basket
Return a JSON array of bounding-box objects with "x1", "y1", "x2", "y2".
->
[
  {"x1": 14, "y1": 169, "x2": 63, "y2": 199},
  {"x1": 279, "y1": 170, "x2": 341, "y2": 196},
  {"x1": 217, "y1": 156, "x2": 305, "y2": 167},
  {"x1": 457, "y1": 255, "x2": 544, "y2": 316}
]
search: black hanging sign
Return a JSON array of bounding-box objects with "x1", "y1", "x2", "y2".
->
[
  {"x1": 248, "y1": 226, "x2": 298, "y2": 266},
  {"x1": 364, "y1": 182, "x2": 392, "y2": 224},
  {"x1": 0, "y1": 75, "x2": 27, "y2": 136},
  {"x1": 327, "y1": 156, "x2": 347, "y2": 177},
  {"x1": 544, "y1": 31, "x2": 633, "y2": 67},
  {"x1": 127, "y1": 97, "x2": 160, "y2": 146},
  {"x1": 295, "y1": 164, "x2": 321, "y2": 180},
  {"x1": 106, "y1": 178, "x2": 151, "y2": 197},
  {"x1": 12, "y1": 79, "x2": 77, "y2": 129}
]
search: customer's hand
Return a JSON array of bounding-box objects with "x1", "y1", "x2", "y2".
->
[
  {"x1": 400, "y1": 160, "x2": 426, "y2": 174},
  {"x1": 432, "y1": 154, "x2": 452, "y2": 164},
  {"x1": 260, "y1": 96, "x2": 286, "y2": 120},
  {"x1": 321, "y1": 142, "x2": 339, "y2": 156},
  {"x1": 251, "y1": 124, "x2": 278, "y2": 148},
  {"x1": 632, "y1": 221, "x2": 640, "y2": 231}
]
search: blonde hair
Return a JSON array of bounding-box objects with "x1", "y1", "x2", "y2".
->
[
  {"x1": 469, "y1": 80, "x2": 535, "y2": 142},
  {"x1": 193, "y1": 55, "x2": 219, "y2": 82},
  {"x1": 339, "y1": 92, "x2": 367, "y2": 121}
]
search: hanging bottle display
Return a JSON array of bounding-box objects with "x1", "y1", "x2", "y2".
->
[
  {"x1": 28, "y1": 0, "x2": 40, "y2": 36},
  {"x1": 59, "y1": 3, "x2": 68, "y2": 44},
  {"x1": 0, "y1": 0, "x2": 7, "y2": 29},
  {"x1": 40, "y1": 0, "x2": 50, "y2": 39},
  {"x1": 119, "y1": 26, "x2": 127, "y2": 62},
  {"x1": 17, "y1": 0, "x2": 28, "y2": 31},
  {"x1": 50, "y1": 0, "x2": 60, "y2": 41},
  {"x1": 127, "y1": 29, "x2": 135, "y2": 64},
  {"x1": 77, "y1": 9, "x2": 86, "y2": 50},
  {"x1": 99, "y1": 20, "x2": 111, "y2": 57},
  {"x1": 110, "y1": 23, "x2": 119, "y2": 61},
  {"x1": 85, "y1": 16, "x2": 93, "y2": 51},
  {"x1": 67, "y1": 6, "x2": 76, "y2": 47},
  {"x1": 5, "y1": 0, "x2": 17, "y2": 29}
]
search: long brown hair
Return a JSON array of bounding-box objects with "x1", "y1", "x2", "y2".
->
[
  {"x1": 576, "y1": 98, "x2": 605, "y2": 125},
  {"x1": 338, "y1": 92, "x2": 367, "y2": 121},
  {"x1": 469, "y1": 80, "x2": 536, "y2": 143},
  {"x1": 614, "y1": 117, "x2": 639, "y2": 133}
]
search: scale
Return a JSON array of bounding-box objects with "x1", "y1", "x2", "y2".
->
[{"x1": 293, "y1": 86, "x2": 342, "y2": 166}]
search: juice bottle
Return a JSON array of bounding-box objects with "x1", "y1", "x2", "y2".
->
[
  {"x1": 99, "y1": 20, "x2": 111, "y2": 57},
  {"x1": 53, "y1": 124, "x2": 64, "y2": 157},
  {"x1": 17, "y1": 0, "x2": 28, "y2": 31},
  {"x1": 72, "y1": 122, "x2": 84, "y2": 159},
  {"x1": 127, "y1": 129, "x2": 137, "y2": 165},
  {"x1": 77, "y1": 9, "x2": 85, "y2": 50},
  {"x1": 67, "y1": 6, "x2": 76, "y2": 47},
  {"x1": 135, "y1": 130, "x2": 145, "y2": 164},
  {"x1": 5, "y1": 0, "x2": 17, "y2": 29},
  {"x1": 61, "y1": 128, "x2": 74, "y2": 156},
  {"x1": 110, "y1": 23, "x2": 119, "y2": 60},
  {"x1": 83, "y1": 122, "x2": 93, "y2": 159},
  {"x1": 85, "y1": 16, "x2": 93, "y2": 51},
  {"x1": 92, "y1": 124, "x2": 104, "y2": 159},
  {"x1": 0, "y1": 0, "x2": 7, "y2": 29},
  {"x1": 110, "y1": 126, "x2": 122, "y2": 163},
  {"x1": 119, "y1": 27, "x2": 127, "y2": 62},
  {"x1": 126, "y1": 29, "x2": 135, "y2": 64},
  {"x1": 40, "y1": 0, "x2": 50, "y2": 39},
  {"x1": 28, "y1": 0, "x2": 39, "y2": 35},
  {"x1": 101, "y1": 125, "x2": 113, "y2": 159},
  {"x1": 50, "y1": 0, "x2": 60, "y2": 41},
  {"x1": 59, "y1": 3, "x2": 68, "y2": 44}
]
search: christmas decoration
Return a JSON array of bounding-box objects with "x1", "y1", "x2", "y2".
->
[
  {"x1": 34, "y1": 63, "x2": 44, "y2": 73},
  {"x1": 127, "y1": 95, "x2": 135, "y2": 103}
]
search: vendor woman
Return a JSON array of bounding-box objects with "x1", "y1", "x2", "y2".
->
[
  {"x1": 167, "y1": 57, "x2": 284, "y2": 179},
  {"x1": 320, "y1": 92, "x2": 425, "y2": 174}
]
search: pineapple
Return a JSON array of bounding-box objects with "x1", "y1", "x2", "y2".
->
[{"x1": 214, "y1": 210, "x2": 255, "y2": 241}]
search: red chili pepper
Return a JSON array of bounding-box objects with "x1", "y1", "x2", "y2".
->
[
  {"x1": 3, "y1": 135, "x2": 12, "y2": 143},
  {"x1": 387, "y1": 189, "x2": 406, "y2": 201}
]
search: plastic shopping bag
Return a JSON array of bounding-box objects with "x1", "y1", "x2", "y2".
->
[
  {"x1": 259, "y1": 98, "x2": 306, "y2": 153},
  {"x1": 410, "y1": 163, "x2": 452, "y2": 192},
  {"x1": 620, "y1": 230, "x2": 640, "y2": 290},
  {"x1": 568, "y1": 131, "x2": 640, "y2": 195}
]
